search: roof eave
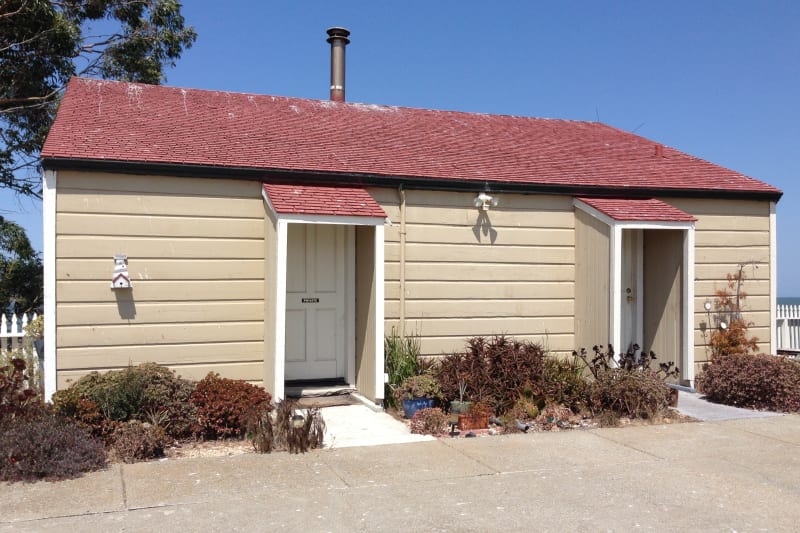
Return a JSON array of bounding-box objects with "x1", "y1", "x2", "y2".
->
[{"x1": 41, "y1": 157, "x2": 784, "y2": 202}]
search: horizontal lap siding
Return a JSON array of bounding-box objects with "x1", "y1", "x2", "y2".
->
[
  {"x1": 372, "y1": 188, "x2": 575, "y2": 356},
  {"x1": 668, "y1": 198, "x2": 772, "y2": 370},
  {"x1": 55, "y1": 172, "x2": 265, "y2": 387}
]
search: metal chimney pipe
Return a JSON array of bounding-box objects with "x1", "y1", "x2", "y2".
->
[{"x1": 326, "y1": 27, "x2": 350, "y2": 102}]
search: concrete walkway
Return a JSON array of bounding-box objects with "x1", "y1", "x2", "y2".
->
[{"x1": 3, "y1": 414, "x2": 800, "y2": 531}]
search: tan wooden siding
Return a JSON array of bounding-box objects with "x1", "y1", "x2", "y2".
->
[
  {"x1": 573, "y1": 207, "x2": 610, "y2": 352},
  {"x1": 375, "y1": 188, "x2": 575, "y2": 357},
  {"x1": 55, "y1": 171, "x2": 266, "y2": 386},
  {"x1": 667, "y1": 198, "x2": 772, "y2": 363}
]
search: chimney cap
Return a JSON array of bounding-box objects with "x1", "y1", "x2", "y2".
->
[{"x1": 326, "y1": 27, "x2": 351, "y2": 44}]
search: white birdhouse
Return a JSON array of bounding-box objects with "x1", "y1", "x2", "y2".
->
[{"x1": 110, "y1": 254, "x2": 132, "y2": 289}]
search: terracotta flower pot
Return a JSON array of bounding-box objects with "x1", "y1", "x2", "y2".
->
[{"x1": 458, "y1": 413, "x2": 489, "y2": 431}]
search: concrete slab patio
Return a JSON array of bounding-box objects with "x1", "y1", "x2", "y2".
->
[{"x1": 3, "y1": 414, "x2": 800, "y2": 532}]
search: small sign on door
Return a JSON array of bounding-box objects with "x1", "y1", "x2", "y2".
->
[{"x1": 301, "y1": 298, "x2": 320, "y2": 303}]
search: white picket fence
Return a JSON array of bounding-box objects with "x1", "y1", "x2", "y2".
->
[
  {"x1": 776, "y1": 304, "x2": 800, "y2": 352},
  {"x1": 1, "y1": 312, "x2": 38, "y2": 353}
]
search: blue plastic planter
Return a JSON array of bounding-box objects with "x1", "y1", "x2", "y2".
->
[{"x1": 402, "y1": 398, "x2": 435, "y2": 419}]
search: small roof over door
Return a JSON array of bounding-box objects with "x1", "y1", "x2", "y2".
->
[
  {"x1": 576, "y1": 197, "x2": 697, "y2": 222},
  {"x1": 263, "y1": 183, "x2": 387, "y2": 218}
]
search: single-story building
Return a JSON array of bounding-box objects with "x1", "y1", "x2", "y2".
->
[{"x1": 40, "y1": 36, "x2": 781, "y2": 403}]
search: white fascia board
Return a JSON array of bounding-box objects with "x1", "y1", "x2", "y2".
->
[
  {"x1": 374, "y1": 224, "x2": 385, "y2": 400},
  {"x1": 573, "y1": 199, "x2": 616, "y2": 227},
  {"x1": 278, "y1": 213, "x2": 386, "y2": 226},
  {"x1": 614, "y1": 220, "x2": 695, "y2": 231},
  {"x1": 43, "y1": 170, "x2": 57, "y2": 401},
  {"x1": 769, "y1": 201, "x2": 777, "y2": 354}
]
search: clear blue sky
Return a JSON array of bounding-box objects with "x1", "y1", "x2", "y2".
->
[{"x1": 2, "y1": 1, "x2": 798, "y2": 293}]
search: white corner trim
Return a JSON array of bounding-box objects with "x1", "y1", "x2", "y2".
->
[
  {"x1": 610, "y1": 225, "x2": 622, "y2": 355},
  {"x1": 374, "y1": 224, "x2": 385, "y2": 400},
  {"x1": 43, "y1": 170, "x2": 57, "y2": 402},
  {"x1": 684, "y1": 227, "x2": 696, "y2": 386},
  {"x1": 769, "y1": 201, "x2": 777, "y2": 355},
  {"x1": 273, "y1": 220, "x2": 288, "y2": 401}
]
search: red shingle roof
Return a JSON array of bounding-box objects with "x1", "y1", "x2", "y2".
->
[
  {"x1": 577, "y1": 197, "x2": 697, "y2": 222},
  {"x1": 42, "y1": 77, "x2": 781, "y2": 197},
  {"x1": 264, "y1": 184, "x2": 386, "y2": 218}
]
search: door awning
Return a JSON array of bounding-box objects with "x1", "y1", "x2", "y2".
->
[
  {"x1": 576, "y1": 197, "x2": 696, "y2": 222},
  {"x1": 263, "y1": 183, "x2": 387, "y2": 218}
]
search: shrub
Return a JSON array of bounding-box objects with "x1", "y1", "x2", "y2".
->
[
  {"x1": 707, "y1": 270, "x2": 759, "y2": 358},
  {"x1": 0, "y1": 358, "x2": 42, "y2": 421},
  {"x1": 0, "y1": 413, "x2": 106, "y2": 482},
  {"x1": 52, "y1": 363, "x2": 197, "y2": 439},
  {"x1": 541, "y1": 356, "x2": 590, "y2": 412},
  {"x1": 409, "y1": 407, "x2": 448, "y2": 435},
  {"x1": 191, "y1": 373, "x2": 272, "y2": 439},
  {"x1": 255, "y1": 400, "x2": 325, "y2": 454},
  {"x1": 697, "y1": 353, "x2": 800, "y2": 412},
  {"x1": 393, "y1": 373, "x2": 443, "y2": 403},
  {"x1": 589, "y1": 369, "x2": 671, "y2": 421},
  {"x1": 384, "y1": 328, "x2": 421, "y2": 408},
  {"x1": 435, "y1": 335, "x2": 547, "y2": 414},
  {"x1": 110, "y1": 421, "x2": 169, "y2": 463},
  {"x1": 576, "y1": 345, "x2": 675, "y2": 423}
]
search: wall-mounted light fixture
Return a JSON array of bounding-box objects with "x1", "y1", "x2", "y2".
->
[{"x1": 473, "y1": 192, "x2": 498, "y2": 211}]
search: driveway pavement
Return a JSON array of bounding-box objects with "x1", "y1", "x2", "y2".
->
[{"x1": 2, "y1": 413, "x2": 800, "y2": 532}]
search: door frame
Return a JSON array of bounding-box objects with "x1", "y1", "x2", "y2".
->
[
  {"x1": 266, "y1": 207, "x2": 386, "y2": 401},
  {"x1": 575, "y1": 200, "x2": 696, "y2": 385}
]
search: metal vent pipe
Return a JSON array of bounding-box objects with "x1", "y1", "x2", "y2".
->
[{"x1": 326, "y1": 27, "x2": 350, "y2": 102}]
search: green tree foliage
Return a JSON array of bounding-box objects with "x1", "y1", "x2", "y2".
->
[
  {"x1": 0, "y1": 216, "x2": 42, "y2": 313},
  {"x1": 0, "y1": 0, "x2": 197, "y2": 196}
]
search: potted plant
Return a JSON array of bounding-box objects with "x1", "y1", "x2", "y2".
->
[
  {"x1": 458, "y1": 401, "x2": 492, "y2": 431},
  {"x1": 449, "y1": 378, "x2": 471, "y2": 421},
  {"x1": 393, "y1": 374, "x2": 443, "y2": 419}
]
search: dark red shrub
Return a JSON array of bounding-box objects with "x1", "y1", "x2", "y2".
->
[
  {"x1": 0, "y1": 413, "x2": 106, "y2": 482},
  {"x1": 435, "y1": 335, "x2": 547, "y2": 414},
  {"x1": 0, "y1": 358, "x2": 43, "y2": 421},
  {"x1": 191, "y1": 373, "x2": 272, "y2": 439},
  {"x1": 698, "y1": 353, "x2": 800, "y2": 412}
]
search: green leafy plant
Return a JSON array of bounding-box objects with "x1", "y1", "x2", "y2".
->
[
  {"x1": 393, "y1": 373, "x2": 443, "y2": 403},
  {"x1": 52, "y1": 363, "x2": 197, "y2": 439},
  {"x1": 191, "y1": 373, "x2": 272, "y2": 439},
  {"x1": 409, "y1": 407, "x2": 448, "y2": 435},
  {"x1": 0, "y1": 412, "x2": 106, "y2": 482},
  {"x1": 698, "y1": 353, "x2": 800, "y2": 412}
]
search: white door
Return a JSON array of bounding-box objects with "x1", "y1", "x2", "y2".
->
[
  {"x1": 620, "y1": 229, "x2": 643, "y2": 354},
  {"x1": 285, "y1": 224, "x2": 348, "y2": 380}
]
